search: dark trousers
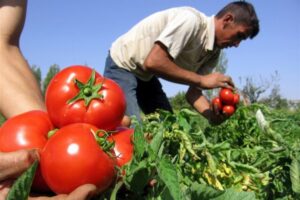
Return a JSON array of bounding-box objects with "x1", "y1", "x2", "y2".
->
[{"x1": 104, "y1": 53, "x2": 172, "y2": 121}]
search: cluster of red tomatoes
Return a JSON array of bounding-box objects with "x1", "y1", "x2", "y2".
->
[
  {"x1": 0, "y1": 65, "x2": 134, "y2": 194},
  {"x1": 211, "y1": 88, "x2": 240, "y2": 117}
]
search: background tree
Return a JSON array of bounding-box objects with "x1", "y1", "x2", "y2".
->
[
  {"x1": 42, "y1": 64, "x2": 60, "y2": 95},
  {"x1": 169, "y1": 91, "x2": 192, "y2": 111},
  {"x1": 239, "y1": 71, "x2": 279, "y2": 103},
  {"x1": 259, "y1": 84, "x2": 288, "y2": 109},
  {"x1": 30, "y1": 64, "x2": 42, "y2": 89},
  {"x1": 204, "y1": 51, "x2": 228, "y2": 99}
]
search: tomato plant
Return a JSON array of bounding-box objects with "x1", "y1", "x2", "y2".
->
[
  {"x1": 222, "y1": 105, "x2": 235, "y2": 116},
  {"x1": 45, "y1": 65, "x2": 126, "y2": 131},
  {"x1": 212, "y1": 97, "x2": 223, "y2": 112},
  {"x1": 109, "y1": 127, "x2": 134, "y2": 167},
  {"x1": 40, "y1": 123, "x2": 116, "y2": 194},
  {"x1": 219, "y1": 88, "x2": 234, "y2": 105},
  {"x1": 0, "y1": 110, "x2": 54, "y2": 192}
]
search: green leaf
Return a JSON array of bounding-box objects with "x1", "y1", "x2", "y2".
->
[
  {"x1": 133, "y1": 123, "x2": 148, "y2": 161},
  {"x1": 150, "y1": 125, "x2": 164, "y2": 156},
  {"x1": 6, "y1": 161, "x2": 38, "y2": 200},
  {"x1": 212, "y1": 188, "x2": 256, "y2": 200},
  {"x1": 124, "y1": 160, "x2": 150, "y2": 194},
  {"x1": 290, "y1": 156, "x2": 300, "y2": 193},
  {"x1": 157, "y1": 157, "x2": 182, "y2": 200},
  {"x1": 190, "y1": 183, "x2": 225, "y2": 200},
  {"x1": 178, "y1": 114, "x2": 191, "y2": 133}
]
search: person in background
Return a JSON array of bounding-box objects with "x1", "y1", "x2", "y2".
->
[
  {"x1": 104, "y1": 1, "x2": 259, "y2": 124},
  {"x1": 0, "y1": 1, "x2": 98, "y2": 199}
]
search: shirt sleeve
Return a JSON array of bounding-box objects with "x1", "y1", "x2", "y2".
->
[{"x1": 155, "y1": 11, "x2": 200, "y2": 59}]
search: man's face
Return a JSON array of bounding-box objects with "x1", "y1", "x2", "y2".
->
[{"x1": 215, "y1": 14, "x2": 252, "y2": 49}]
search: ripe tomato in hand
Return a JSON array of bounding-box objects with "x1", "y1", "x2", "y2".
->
[
  {"x1": 45, "y1": 65, "x2": 126, "y2": 131},
  {"x1": 222, "y1": 105, "x2": 235, "y2": 117},
  {"x1": 109, "y1": 127, "x2": 134, "y2": 167},
  {"x1": 0, "y1": 110, "x2": 54, "y2": 192},
  {"x1": 219, "y1": 88, "x2": 234, "y2": 105},
  {"x1": 211, "y1": 97, "x2": 223, "y2": 112},
  {"x1": 233, "y1": 93, "x2": 240, "y2": 105},
  {"x1": 40, "y1": 123, "x2": 116, "y2": 194}
]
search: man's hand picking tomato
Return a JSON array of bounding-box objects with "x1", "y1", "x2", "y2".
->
[
  {"x1": 219, "y1": 88, "x2": 234, "y2": 105},
  {"x1": 211, "y1": 88, "x2": 240, "y2": 120}
]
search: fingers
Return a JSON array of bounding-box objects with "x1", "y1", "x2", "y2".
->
[
  {"x1": 222, "y1": 75, "x2": 235, "y2": 89},
  {"x1": 0, "y1": 149, "x2": 39, "y2": 181},
  {"x1": 66, "y1": 184, "x2": 98, "y2": 200},
  {"x1": 0, "y1": 180, "x2": 13, "y2": 200},
  {"x1": 29, "y1": 184, "x2": 98, "y2": 200},
  {"x1": 120, "y1": 115, "x2": 131, "y2": 127},
  {"x1": 212, "y1": 103, "x2": 220, "y2": 115}
]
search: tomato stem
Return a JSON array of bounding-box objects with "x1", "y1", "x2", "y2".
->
[
  {"x1": 67, "y1": 70, "x2": 105, "y2": 106},
  {"x1": 92, "y1": 129, "x2": 115, "y2": 152}
]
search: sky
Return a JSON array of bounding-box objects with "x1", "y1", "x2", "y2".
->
[{"x1": 20, "y1": 0, "x2": 300, "y2": 100}]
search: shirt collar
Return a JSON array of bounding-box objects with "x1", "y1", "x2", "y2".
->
[{"x1": 205, "y1": 15, "x2": 216, "y2": 51}]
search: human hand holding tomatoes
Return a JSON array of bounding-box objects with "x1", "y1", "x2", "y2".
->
[
  {"x1": 219, "y1": 88, "x2": 235, "y2": 105},
  {"x1": 198, "y1": 72, "x2": 235, "y2": 90},
  {"x1": 27, "y1": 184, "x2": 98, "y2": 200},
  {"x1": 211, "y1": 88, "x2": 240, "y2": 118},
  {"x1": 40, "y1": 123, "x2": 116, "y2": 194},
  {"x1": 45, "y1": 65, "x2": 126, "y2": 131},
  {"x1": 1, "y1": 182, "x2": 99, "y2": 200},
  {"x1": 0, "y1": 149, "x2": 39, "y2": 199},
  {"x1": 211, "y1": 97, "x2": 223, "y2": 114},
  {"x1": 0, "y1": 149, "x2": 39, "y2": 182},
  {"x1": 0, "y1": 110, "x2": 54, "y2": 192}
]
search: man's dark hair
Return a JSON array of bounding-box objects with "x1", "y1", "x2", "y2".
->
[{"x1": 216, "y1": 1, "x2": 259, "y2": 39}]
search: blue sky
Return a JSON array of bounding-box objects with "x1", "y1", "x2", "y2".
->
[{"x1": 21, "y1": 0, "x2": 300, "y2": 100}]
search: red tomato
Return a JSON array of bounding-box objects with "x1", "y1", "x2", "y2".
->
[
  {"x1": 40, "y1": 123, "x2": 116, "y2": 194},
  {"x1": 0, "y1": 110, "x2": 54, "y2": 192},
  {"x1": 109, "y1": 127, "x2": 134, "y2": 167},
  {"x1": 211, "y1": 97, "x2": 223, "y2": 112},
  {"x1": 219, "y1": 88, "x2": 234, "y2": 105},
  {"x1": 233, "y1": 93, "x2": 240, "y2": 105},
  {"x1": 45, "y1": 65, "x2": 126, "y2": 131},
  {"x1": 222, "y1": 105, "x2": 235, "y2": 117}
]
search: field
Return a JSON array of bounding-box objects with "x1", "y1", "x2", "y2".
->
[
  {"x1": 2, "y1": 103, "x2": 300, "y2": 200},
  {"x1": 109, "y1": 104, "x2": 300, "y2": 200}
]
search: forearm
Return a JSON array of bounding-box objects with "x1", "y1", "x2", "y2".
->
[
  {"x1": 0, "y1": 0, "x2": 45, "y2": 118},
  {"x1": 186, "y1": 86, "x2": 211, "y2": 117},
  {"x1": 186, "y1": 86, "x2": 228, "y2": 125},
  {"x1": 143, "y1": 42, "x2": 203, "y2": 87},
  {"x1": 0, "y1": 49, "x2": 46, "y2": 118},
  {"x1": 143, "y1": 42, "x2": 234, "y2": 90}
]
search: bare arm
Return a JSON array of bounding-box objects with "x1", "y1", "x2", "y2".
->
[
  {"x1": 0, "y1": 0, "x2": 45, "y2": 118},
  {"x1": 186, "y1": 86, "x2": 226, "y2": 125},
  {"x1": 143, "y1": 42, "x2": 234, "y2": 90}
]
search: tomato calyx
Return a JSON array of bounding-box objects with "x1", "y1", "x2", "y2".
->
[
  {"x1": 92, "y1": 129, "x2": 115, "y2": 152},
  {"x1": 47, "y1": 128, "x2": 59, "y2": 138},
  {"x1": 67, "y1": 70, "x2": 104, "y2": 106}
]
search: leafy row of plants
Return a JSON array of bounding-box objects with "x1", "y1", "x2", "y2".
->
[
  {"x1": 107, "y1": 104, "x2": 300, "y2": 200},
  {"x1": 6, "y1": 104, "x2": 300, "y2": 200}
]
